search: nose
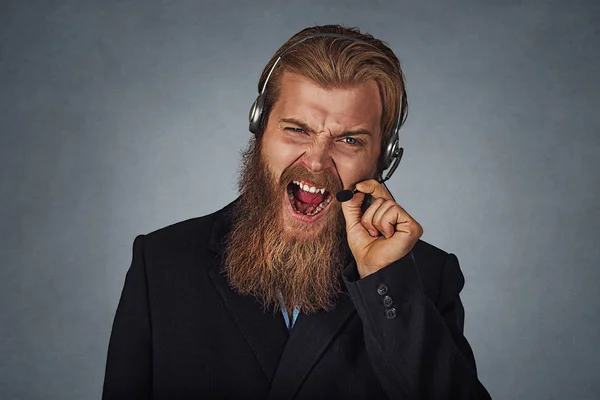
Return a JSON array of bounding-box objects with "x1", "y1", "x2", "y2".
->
[{"x1": 301, "y1": 142, "x2": 334, "y2": 173}]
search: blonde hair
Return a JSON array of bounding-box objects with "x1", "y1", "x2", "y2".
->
[{"x1": 258, "y1": 25, "x2": 408, "y2": 171}]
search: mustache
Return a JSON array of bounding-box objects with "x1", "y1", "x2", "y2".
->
[{"x1": 278, "y1": 163, "x2": 344, "y2": 194}]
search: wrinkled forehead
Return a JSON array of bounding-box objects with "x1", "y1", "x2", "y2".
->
[{"x1": 275, "y1": 72, "x2": 383, "y2": 140}]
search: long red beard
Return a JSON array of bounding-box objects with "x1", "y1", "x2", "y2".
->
[{"x1": 223, "y1": 138, "x2": 349, "y2": 314}]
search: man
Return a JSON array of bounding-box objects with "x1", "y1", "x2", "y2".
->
[{"x1": 102, "y1": 25, "x2": 492, "y2": 399}]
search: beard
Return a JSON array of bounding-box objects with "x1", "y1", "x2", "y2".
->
[{"x1": 223, "y1": 138, "x2": 350, "y2": 314}]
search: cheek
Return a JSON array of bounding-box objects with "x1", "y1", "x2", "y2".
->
[
  {"x1": 261, "y1": 136, "x2": 304, "y2": 175},
  {"x1": 335, "y1": 154, "x2": 379, "y2": 186}
]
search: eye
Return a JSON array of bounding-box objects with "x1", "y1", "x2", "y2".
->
[
  {"x1": 285, "y1": 127, "x2": 307, "y2": 134},
  {"x1": 342, "y1": 137, "x2": 359, "y2": 146}
]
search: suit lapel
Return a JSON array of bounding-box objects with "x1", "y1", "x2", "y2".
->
[
  {"x1": 207, "y1": 201, "x2": 289, "y2": 382},
  {"x1": 268, "y1": 290, "x2": 357, "y2": 400}
]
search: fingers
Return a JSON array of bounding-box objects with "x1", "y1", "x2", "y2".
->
[
  {"x1": 340, "y1": 191, "x2": 367, "y2": 231},
  {"x1": 344, "y1": 178, "x2": 422, "y2": 241},
  {"x1": 360, "y1": 197, "x2": 386, "y2": 236},
  {"x1": 394, "y1": 207, "x2": 424, "y2": 239},
  {"x1": 374, "y1": 202, "x2": 399, "y2": 238},
  {"x1": 362, "y1": 199, "x2": 400, "y2": 238},
  {"x1": 354, "y1": 179, "x2": 393, "y2": 201}
]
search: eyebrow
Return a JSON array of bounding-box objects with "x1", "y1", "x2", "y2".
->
[{"x1": 279, "y1": 118, "x2": 373, "y2": 138}]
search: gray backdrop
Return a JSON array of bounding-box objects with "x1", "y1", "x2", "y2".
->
[{"x1": 1, "y1": 1, "x2": 598, "y2": 399}]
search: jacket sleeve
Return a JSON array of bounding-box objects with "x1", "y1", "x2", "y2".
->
[
  {"x1": 102, "y1": 235, "x2": 152, "y2": 399},
  {"x1": 342, "y1": 251, "x2": 491, "y2": 399}
]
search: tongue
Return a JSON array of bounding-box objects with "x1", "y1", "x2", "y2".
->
[{"x1": 293, "y1": 185, "x2": 326, "y2": 204}]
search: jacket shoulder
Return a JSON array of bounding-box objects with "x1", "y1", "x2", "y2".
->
[
  {"x1": 412, "y1": 239, "x2": 450, "y2": 266},
  {"x1": 137, "y1": 201, "x2": 235, "y2": 271},
  {"x1": 411, "y1": 239, "x2": 464, "y2": 302}
]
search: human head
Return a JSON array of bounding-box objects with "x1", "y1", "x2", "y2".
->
[
  {"x1": 224, "y1": 25, "x2": 408, "y2": 313},
  {"x1": 254, "y1": 24, "x2": 408, "y2": 174}
]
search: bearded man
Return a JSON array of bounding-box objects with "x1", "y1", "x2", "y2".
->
[{"x1": 102, "y1": 25, "x2": 491, "y2": 399}]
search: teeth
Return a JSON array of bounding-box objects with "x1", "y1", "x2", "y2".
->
[
  {"x1": 305, "y1": 195, "x2": 332, "y2": 216},
  {"x1": 292, "y1": 180, "x2": 326, "y2": 194}
]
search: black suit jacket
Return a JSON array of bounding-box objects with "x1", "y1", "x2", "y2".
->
[{"x1": 102, "y1": 200, "x2": 491, "y2": 399}]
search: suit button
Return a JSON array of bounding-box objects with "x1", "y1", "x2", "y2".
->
[
  {"x1": 377, "y1": 284, "x2": 388, "y2": 296},
  {"x1": 385, "y1": 308, "x2": 397, "y2": 320},
  {"x1": 383, "y1": 295, "x2": 393, "y2": 307}
]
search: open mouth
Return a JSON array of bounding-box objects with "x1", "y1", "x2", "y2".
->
[{"x1": 287, "y1": 180, "x2": 332, "y2": 217}]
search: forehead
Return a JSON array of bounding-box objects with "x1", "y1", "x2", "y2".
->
[{"x1": 273, "y1": 72, "x2": 382, "y2": 138}]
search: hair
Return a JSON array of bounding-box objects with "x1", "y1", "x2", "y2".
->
[
  {"x1": 257, "y1": 24, "x2": 408, "y2": 172},
  {"x1": 224, "y1": 137, "x2": 349, "y2": 314}
]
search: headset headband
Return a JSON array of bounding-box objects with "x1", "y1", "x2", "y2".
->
[{"x1": 249, "y1": 33, "x2": 405, "y2": 180}]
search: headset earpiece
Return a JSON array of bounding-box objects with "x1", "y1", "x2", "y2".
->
[
  {"x1": 249, "y1": 94, "x2": 265, "y2": 135},
  {"x1": 383, "y1": 145, "x2": 403, "y2": 182}
]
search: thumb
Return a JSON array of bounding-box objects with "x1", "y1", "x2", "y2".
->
[{"x1": 340, "y1": 191, "x2": 366, "y2": 231}]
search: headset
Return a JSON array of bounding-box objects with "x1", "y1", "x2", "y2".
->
[{"x1": 249, "y1": 33, "x2": 404, "y2": 183}]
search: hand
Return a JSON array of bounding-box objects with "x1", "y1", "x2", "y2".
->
[{"x1": 340, "y1": 179, "x2": 423, "y2": 278}]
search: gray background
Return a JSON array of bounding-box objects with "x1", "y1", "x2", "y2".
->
[{"x1": 1, "y1": 0, "x2": 598, "y2": 399}]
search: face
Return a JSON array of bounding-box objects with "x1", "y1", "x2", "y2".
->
[{"x1": 261, "y1": 72, "x2": 383, "y2": 236}]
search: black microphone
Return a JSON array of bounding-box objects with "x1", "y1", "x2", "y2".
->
[{"x1": 335, "y1": 177, "x2": 389, "y2": 203}]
